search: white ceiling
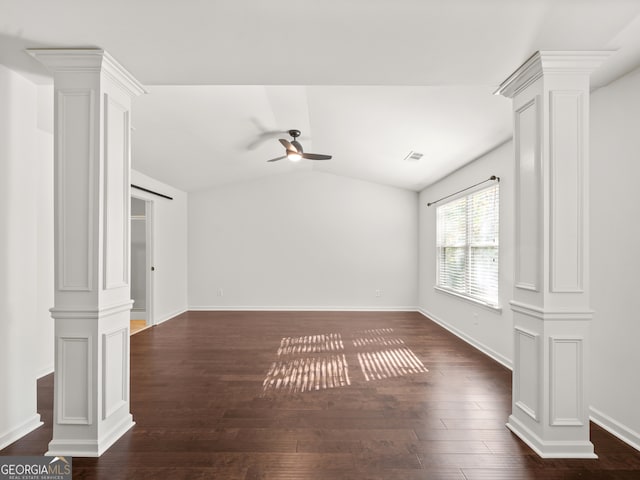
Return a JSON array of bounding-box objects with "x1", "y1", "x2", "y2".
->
[{"x1": 3, "y1": 0, "x2": 640, "y2": 192}]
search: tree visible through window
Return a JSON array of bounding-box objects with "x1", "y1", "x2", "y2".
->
[{"x1": 436, "y1": 184, "x2": 499, "y2": 307}]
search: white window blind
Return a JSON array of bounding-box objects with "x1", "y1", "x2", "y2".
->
[{"x1": 436, "y1": 184, "x2": 499, "y2": 307}]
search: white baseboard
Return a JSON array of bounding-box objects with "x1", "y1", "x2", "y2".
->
[
  {"x1": 590, "y1": 406, "x2": 640, "y2": 453},
  {"x1": 36, "y1": 365, "x2": 54, "y2": 379},
  {"x1": 188, "y1": 305, "x2": 418, "y2": 312},
  {"x1": 0, "y1": 414, "x2": 43, "y2": 450},
  {"x1": 417, "y1": 307, "x2": 512, "y2": 370},
  {"x1": 153, "y1": 307, "x2": 188, "y2": 325}
]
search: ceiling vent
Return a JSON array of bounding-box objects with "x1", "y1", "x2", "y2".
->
[{"x1": 403, "y1": 151, "x2": 423, "y2": 162}]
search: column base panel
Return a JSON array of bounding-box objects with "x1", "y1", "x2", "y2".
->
[
  {"x1": 46, "y1": 415, "x2": 135, "y2": 457},
  {"x1": 507, "y1": 414, "x2": 597, "y2": 459}
]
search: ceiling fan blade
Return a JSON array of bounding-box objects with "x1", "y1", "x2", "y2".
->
[
  {"x1": 301, "y1": 153, "x2": 332, "y2": 160},
  {"x1": 291, "y1": 140, "x2": 303, "y2": 153},
  {"x1": 267, "y1": 156, "x2": 287, "y2": 162},
  {"x1": 279, "y1": 139, "x2": 297, "y2": 152}
]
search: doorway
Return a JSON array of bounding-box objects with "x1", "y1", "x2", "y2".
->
[{"x1": 130, "y1": 197, "x2": 153, "y2": 334}]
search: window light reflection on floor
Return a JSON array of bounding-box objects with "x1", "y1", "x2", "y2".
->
[
  {"x1": 357, "y1": 347, "x2": 428, "y2": 382},
  {"x1": 351, "y1": 327, "x2": 407, "y2": 347},
  {"x1": 277, "y1": 332, "x2": 345, "y2": 356},
  {"x1": 262, "y1": 328, "x2": 428, "y2": 395},
  {"x1": 352, "y1": 328, "x2": 428, "y2": 381},
  {"x1": 262, "y1": 353, "x2": 351, "y2": 394}
]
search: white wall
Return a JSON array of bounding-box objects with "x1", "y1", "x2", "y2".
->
[
  {"x1": 35, "y1": 85, "x2": 54, "y2": 377},
  {"x1": 0, "y1": 64, "x2": 54, "y2": 448},
  {"x1": 188, "y1": 171, "x2": 418, "y2": 309},
  {"x1": 418, "y1": 142, "x2": 514, "y2": 368},
  {"x1": 589, "y1": 65, "x2": 640, "y2": 449},
  {"x1": 131, "y1": 170, "x2": 188, "y2": 323}
]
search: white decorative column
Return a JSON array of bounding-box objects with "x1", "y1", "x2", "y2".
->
[
  {"x1": 28, "y1": 49, "x2": 146, "y2": 456},
  {"x1": 495, "y1": 51, "x2": 611, "y2": 458}
]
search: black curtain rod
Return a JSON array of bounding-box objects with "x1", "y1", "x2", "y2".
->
[
  {"x1": 427, "y1": 175, "x2": 500, "y2": 207},
  {"x1": 131, "y1": 184, "x2": 173, "y2": 200}
]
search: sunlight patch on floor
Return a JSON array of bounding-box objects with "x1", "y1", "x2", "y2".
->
[
  {"x1": 357, "y1": 348, "x2": 428, "y2": 381},
  {"x1": 263, "y1": 353, "x2": 351, "y2": 394},
  {"x1": 262, "y1": 328, "x2": 427, "y2": 395},
  {"x1": 277, "y1": 333, "x2": 345, "y2": 355}
]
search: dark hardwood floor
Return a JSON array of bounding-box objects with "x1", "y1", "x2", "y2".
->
[{"x1": 3, "y1": 311, "x2": 640, "y2": 479}]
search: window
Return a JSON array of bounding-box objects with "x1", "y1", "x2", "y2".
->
[{"x1": 436, "y1": 184, "x2": 499, "y2": 307}]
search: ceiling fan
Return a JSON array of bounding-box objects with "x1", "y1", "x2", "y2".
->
[{"x1": 267, "y1": 129, "x2": 332, "y2": 162}]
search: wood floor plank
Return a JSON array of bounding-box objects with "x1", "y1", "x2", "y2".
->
[
  {"x1": 2, "y1": 310, "x2": 640, "y2": 479},
  {"x1": 440, "y1": 418, "x2": 510, "y2": 430},
  {"x1": 409, "y1": 440, "x2": 493, "y2": 455}
]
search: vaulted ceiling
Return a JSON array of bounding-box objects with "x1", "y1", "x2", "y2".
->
[{"x1": 3, "y1": 0, "x2": 640, "y2": 191}]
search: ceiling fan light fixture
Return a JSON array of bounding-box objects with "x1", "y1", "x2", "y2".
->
[{"x1": 287, "y1": 152, "x2": 302, "y2": 162}]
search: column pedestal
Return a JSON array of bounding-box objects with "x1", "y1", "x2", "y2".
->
[{"x1": 508, "y1": 302, "x2": 595, "y2": 458}]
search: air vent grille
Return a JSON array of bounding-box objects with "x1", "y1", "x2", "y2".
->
[{"x1": 403, "y1": 151, "x2": 423, "y2": 161}]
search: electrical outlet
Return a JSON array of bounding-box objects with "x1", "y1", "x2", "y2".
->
[
  {"x1": 473, "y1": 313, "x2": 479, "y2": 325},
  {"x1": 217, "y1": 288, "x2": 224, "y2": 297},
  {"x1": 375, "y1": 289, "x2": 381, "y2": 297}
]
